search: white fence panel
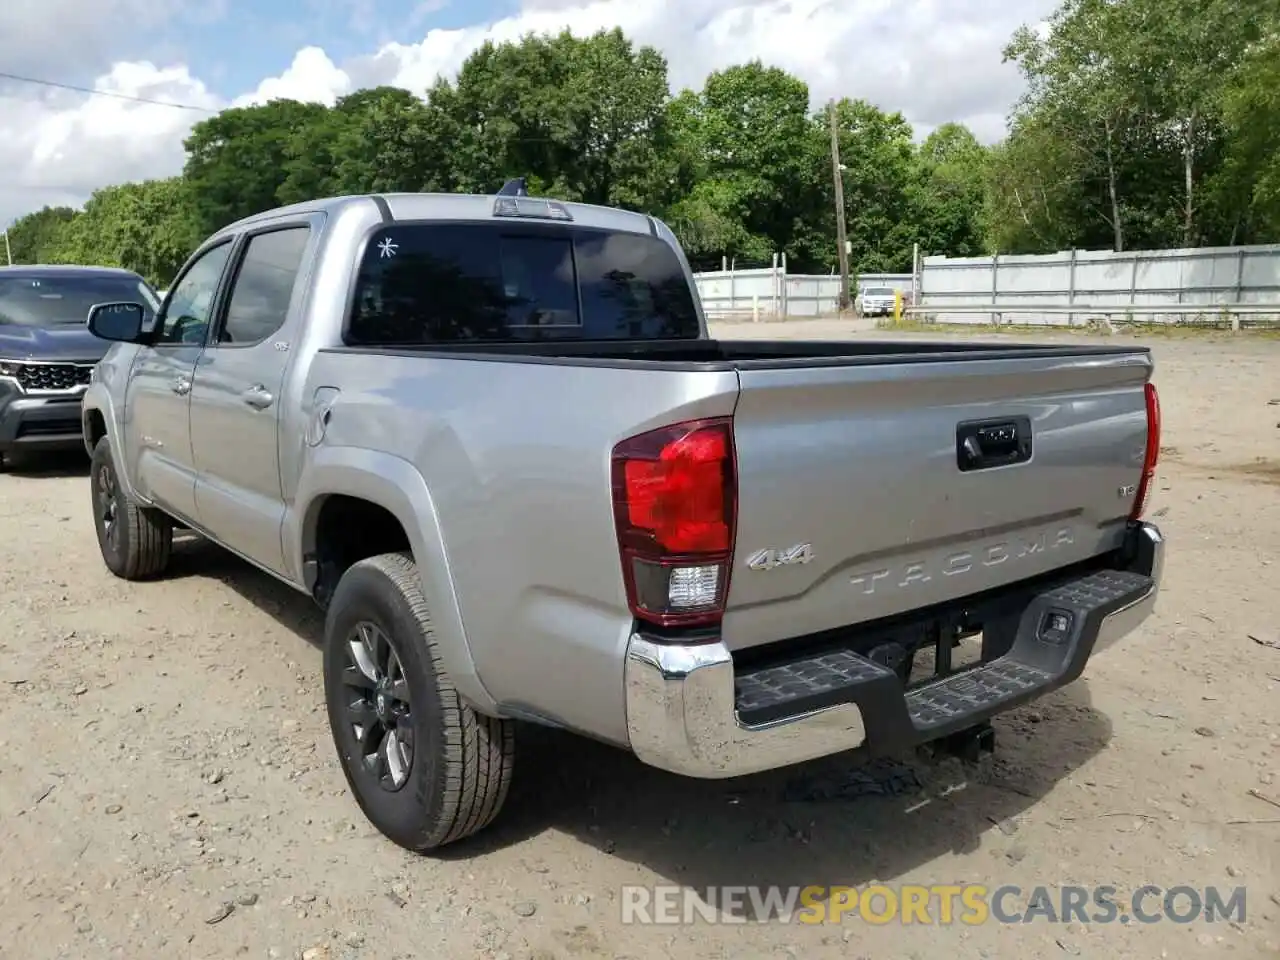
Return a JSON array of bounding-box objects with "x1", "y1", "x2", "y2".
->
[{"x1": 919, "y1": 244, "x2": 1280, "y2": 325}]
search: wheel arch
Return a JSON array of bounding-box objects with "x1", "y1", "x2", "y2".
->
[
  {"x1": 81, "y1": 389, "x2": 145, "y2": 504},
  {"x1": 289, "y1": 447, "x2": 498, "y2": 715}
]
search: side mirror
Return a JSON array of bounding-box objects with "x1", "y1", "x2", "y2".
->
[{"x1": 87, "y1": 302, "x2": 146, "y2": 343}]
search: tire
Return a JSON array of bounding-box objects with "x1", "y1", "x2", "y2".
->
[
  {"x1": 90, "y1": 436, "x2": 173, "y2": 580},
  {"x1": 323, "y1": 551, "x2": 515, "y2": 852}
]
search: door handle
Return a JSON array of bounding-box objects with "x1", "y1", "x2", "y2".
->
[
  {"x1": 241, "y1": 384, "x2": 274, "y2": 409},
  {"x1": 171, "y1": 376, "x2": 191, "y2": 395},
  {"x1": 956, "y1": 416, "x2": 1032, "y2": 471}
]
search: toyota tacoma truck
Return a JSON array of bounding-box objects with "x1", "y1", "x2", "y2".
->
[
  {"x1": 0, "y1": 265, "x2": 159, "y2": 468},
  {"x1": 79, "y1": 185, "x2": 1165, "y2": 853}
]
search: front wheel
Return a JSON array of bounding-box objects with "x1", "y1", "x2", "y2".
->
[
  {"x1": 90, "y1": 436, "x2": 173, "y2": 580},
  {"x1": 323, "y1": 552, "x2": 515, "y2": 852}
]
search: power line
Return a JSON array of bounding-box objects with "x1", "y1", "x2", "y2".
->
[{"x1": 0, "y1": 70, "x2": 217, "y2": 112}]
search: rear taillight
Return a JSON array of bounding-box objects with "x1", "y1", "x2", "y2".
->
[
  {"x1": 1130, "y1": 382, "x2": 1161, "y2": 520},
  {"x1": 610, "y1": 417, "x2": 737, "y2": 628}
]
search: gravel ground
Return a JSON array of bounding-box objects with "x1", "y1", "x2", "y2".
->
[{"x1": 1, "y1": 322, "x2": 1277, "y2": 960}]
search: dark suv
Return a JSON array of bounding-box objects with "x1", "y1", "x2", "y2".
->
[{"x1": 0, "y1": 265, "x2": 159, "y2": 468}]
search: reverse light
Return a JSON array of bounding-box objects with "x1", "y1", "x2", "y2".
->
[
  {"x1": 1129, "y1": 381, "x2": 1161, "y2": 521},
  {"x1": 611, "y1": 417, "x2": 737, "y2": 629}
]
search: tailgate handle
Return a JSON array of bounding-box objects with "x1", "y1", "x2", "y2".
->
[{"x1": 957, "y1": 416, "x2": 1032, "y2": 472}]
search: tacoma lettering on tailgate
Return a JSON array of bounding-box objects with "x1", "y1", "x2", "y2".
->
[{"x1": 849, "y1": 526, "x2": 1075, "y2": 595}]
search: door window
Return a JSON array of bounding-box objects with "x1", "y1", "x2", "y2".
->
[
  {"x1": 155, "y1": 242, "x2": 234, "y2": 346},
  {"x1": 216, "y1": 227, "x2": 311, "y2": 345}
]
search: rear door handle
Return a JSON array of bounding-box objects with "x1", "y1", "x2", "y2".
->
[
  {"x1": 171, "y1": 376, "x2": 191, "y2": 395},
  {"x1": 241, "y1": 384, "x2": 274, "y2": 409}
]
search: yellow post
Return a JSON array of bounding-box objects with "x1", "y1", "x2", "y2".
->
[{"x1": 893, "y1": 290, "x2": 903, "y2": 324}]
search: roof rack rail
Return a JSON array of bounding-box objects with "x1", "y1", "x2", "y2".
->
[{"x1": 497, "y1": 177, "x2": 529, "y2": 198}]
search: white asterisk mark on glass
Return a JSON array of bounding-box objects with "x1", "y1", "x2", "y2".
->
[{"x1": 377, "y1": 238, "x2": 399, "y2": 259}]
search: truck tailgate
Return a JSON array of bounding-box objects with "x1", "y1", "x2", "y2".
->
[{"x1": 722, "y1": 349, "x2": 1153, "y2": 651}]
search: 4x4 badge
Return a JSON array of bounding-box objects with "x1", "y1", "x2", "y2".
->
[{"x1": 745, "y1": 543, "x2": 814, "y2": 571}]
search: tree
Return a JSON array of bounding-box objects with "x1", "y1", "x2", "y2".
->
[
  {"x1": 434, "y1": 29, "x2": 675, "y2": 209},
  {"x1": 825, "y1": 98, "x2": 917, "y2": 272},
  {"x1": 3, "y1": 206, "x2": 79, "y2": 265},
  {"x1": 1212, "y1": 32, "x2": 1280, "y2": 242},
  {"x1": 1000, "y1": 0, "x2": 1271, "y2": 252},
  {"x1": 48, "y1": 178, "x2": 200, "y2": 286},
  {"x1": 1109, "y1": 0, "x2": 1265, "y2": 246},
  {"x1": 983, "y1": 113, "x2": 1092, "y2": 253},
  {"x1": 331, "y1": 87, "x2": 454, "y2": 195},
  {"x1": 183, "y1": 100, "x2": 331, "y2": 235},
  {"x1": 909, "y1": 123, "x2": 989, "y2": 259},
  {"x1": 665, "y1": 62, "x2": 828, "y2": 269},
  {"x1": 1004, "y1": 0, "x2": 1153, "y2": 251}
]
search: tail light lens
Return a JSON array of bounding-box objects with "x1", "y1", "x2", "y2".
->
[
  {"x1": 611, "y1": 417, "x2": 737, "y2": 628},
  {"x1": 1129, "y1": 382, "x2": 1161, "y2": 521}
]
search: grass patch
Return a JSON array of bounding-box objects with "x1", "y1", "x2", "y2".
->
[{"x1": 873, "y1": 318, "x2": 960, "y2": 334}]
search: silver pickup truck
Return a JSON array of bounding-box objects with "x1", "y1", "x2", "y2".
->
[{"x1": 80, "y1": 187, "x2": 1165, "y2": 853}]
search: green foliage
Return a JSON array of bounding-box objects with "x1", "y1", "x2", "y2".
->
[
  {"x1": 3, "y1": 205, "x2": 78, "y2": 265},
  {"x1": 5, "y1": 6, "x2": 1278, "y2": 288},
  {"x1": 1001, "y1": 0, "x2": 1277, "y2": 250},
  {"x1": 9, "y1": 179, "x2": 200, "y2": 287},
  {"x1": 1212, "y1": 32, "x2": 1280, "y2": 241},
  {"x1": 911, "y1": 123, "x2": 989, "y2": 258},
  {"x1": 182, "y1": 99, "x2": 331, "y2": 237}
]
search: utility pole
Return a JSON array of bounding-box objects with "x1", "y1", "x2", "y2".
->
[
  {"x1": 2, "y1": 230, "x2": 11, "y2": 266},
  {"x1": 828, "y1": 99, "x2": 851, "y2": 312}
]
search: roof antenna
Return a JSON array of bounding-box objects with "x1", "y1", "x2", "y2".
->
[{"x1": 497, "y1": 177, "x2": 529, "y2": 197}]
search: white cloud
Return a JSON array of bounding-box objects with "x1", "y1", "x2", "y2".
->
[
  {"x1": 232, "y1": 47, "x2": 351, "y2": 108},
  {"x1": 0, "y1": 0, "x2": 1055, "y2": 229},
  {"x1": 0, "y1": 63, "x2": 222, "y2": 228}
]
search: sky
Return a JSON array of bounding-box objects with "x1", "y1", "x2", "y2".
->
[{"x1": 0, "y1": 0, "x2": 1057, "y2": 230}]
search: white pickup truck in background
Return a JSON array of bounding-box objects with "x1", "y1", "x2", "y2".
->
[{"x1": 855, "y1": 285, "x2": 899, "y2": 317}]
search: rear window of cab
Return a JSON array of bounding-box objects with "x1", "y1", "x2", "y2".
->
[{"x1": 346, "y1": 222, "x2": 702, "y2": 345}]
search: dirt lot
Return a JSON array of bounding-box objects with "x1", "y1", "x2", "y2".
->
[{"x1": 1, "y1": 322, "x2": 1277, "y2": 960}]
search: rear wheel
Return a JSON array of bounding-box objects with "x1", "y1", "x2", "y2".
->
[
  {"x1": 323, "y1": 552, "x2": 515, "y2": 852},
  {"x1": 90, "y1": 436, "x2": 173, "y2": 579}
]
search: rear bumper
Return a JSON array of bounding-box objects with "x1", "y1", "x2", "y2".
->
[
  {"x1": 0, "y1": 390, "x2": 86, "y2": 453},
  {"x1": 623, "y1": 521, "x2": 1164, "y2": 779}
]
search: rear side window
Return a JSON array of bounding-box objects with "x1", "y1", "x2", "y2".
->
[{"x1": 346, "y1": 223, "x2": 701, "y2": 344}]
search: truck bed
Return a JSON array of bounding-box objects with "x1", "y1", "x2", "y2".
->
[{"x1": 305, "y1": 336, "x2": 1152, "y2": 740}]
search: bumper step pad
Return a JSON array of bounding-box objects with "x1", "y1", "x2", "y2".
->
[
  {"x1": 733, "y1": 568, "x2": 1154, "y2": 745},
  {"x1": 735, "y1": 650, "x2": 896, "y2": 725},
  {"x1": 906, "y1": 660, "x2": 1049, "y2": 730}
]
